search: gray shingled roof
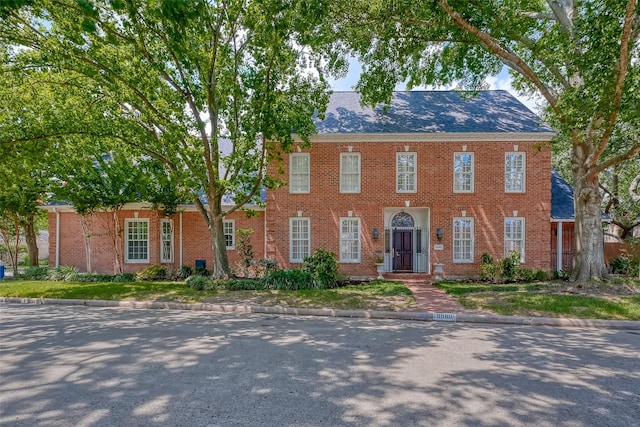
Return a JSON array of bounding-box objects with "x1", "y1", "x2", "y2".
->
[
  {"x1": 316, "y1": 90, "x2": 554, "y2": 134},
  {"x1": 551, "y1": 170, "x2": 575, "y2": 220}
]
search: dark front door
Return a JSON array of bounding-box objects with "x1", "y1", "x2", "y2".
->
[{"x1": 393, "y1": 230, "x2": 413, "y2": 271}]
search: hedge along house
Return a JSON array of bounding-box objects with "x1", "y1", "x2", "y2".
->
[{"x1": 45, "y1": 90, "x2": 572, "y2": 277}]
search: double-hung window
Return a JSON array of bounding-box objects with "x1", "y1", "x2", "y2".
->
[
  {"x1": 125, "y1": 219, "x2": 149, "y2": 263},
  {"x1": 453, "y1": 217, "x2": 474, "y2": 263},
  {"x1": 396, "y1": 152, "x2": 417, "y2": 193},
  {"x1": 160, "y1": 219, "x2": 173, "y2": 263},
  {"x1": 340, "y1": 153, "x2": 361, "y2": 193},
  {"x1": 290, "y1": 218, "x2": 310, "y2": 263},
  {"x1": 223, "y1": 220, "x2": 235, "y2": 249},
  {"x1": 290, "y1": 153, "x2": 310, "y2": 193},
  {"x1": 339, "y1": 218, "x2": 360, "y2": 262},
  {"x1": 454, "y1": 152, "x2": 474, "y2": 193},
  {"x1": 505, "y1": 152, "x2": 526, "y2": 193},
  {"x1": 504, "y1": 217, "x2": 525, "y2": 261}
]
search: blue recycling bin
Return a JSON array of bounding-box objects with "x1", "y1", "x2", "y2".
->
[{"x1": 0, "y1": 263, "x2": 5, "y2": 280}]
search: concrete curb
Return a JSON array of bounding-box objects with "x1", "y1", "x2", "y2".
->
[{"x1": 1, "y1": 297, "x2": 639, "y2": 330}]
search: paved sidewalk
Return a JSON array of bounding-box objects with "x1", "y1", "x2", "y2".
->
[{"x1": 402, "y1": 280, "x2": 495, "y2": 314}]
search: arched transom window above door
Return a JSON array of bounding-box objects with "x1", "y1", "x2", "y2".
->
[{"x1": 391, "y1": 212, "x2": 415, "y2": 228}]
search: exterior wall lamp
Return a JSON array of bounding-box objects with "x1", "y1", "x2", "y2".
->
[
  {"x1": 436, "y1": 228, "x2": 443, "y2": 242},
  {"x1": 372, "y1": 228, "x2": 380, "y2": 241}
]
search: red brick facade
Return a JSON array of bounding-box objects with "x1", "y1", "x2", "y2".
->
[
  {"x1": 48, "y1": 207, "x2": 265, "y2": 275},
  {"x1": 266, "y1": 139, "x2": 552, "y2": 277},
  {"x1": 46, "y1": 138, "x2": 552, "y2": 278}
]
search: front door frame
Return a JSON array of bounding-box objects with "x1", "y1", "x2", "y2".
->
[
  {"x1": 393, "y1": 229, "x2": 414, "y2": 271},
  {"x1": 384, "y1": 208, "x2": 430, "y2": 274}
]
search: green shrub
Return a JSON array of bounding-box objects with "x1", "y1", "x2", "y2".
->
[
  {"x1": 260, "y1": 269, "x2": 315, "y2": 290},
  {"x1": 501, "y1": 251, "x2": 521, "y2": 281},
  {"x1": 610, "y1": 256, "x2": 629, "y2": 274},
  {"x1": 480, "y1": 262, "x2": 500, "y2": 282},
  {"x1": 136, "y1": 265, "x2": 167, "y2": 281},
  {"x1": 480, "y1": 252, "x2": 494, "y2": 265},
  {"x1": 75, "y1": 273, "x2": 115, "y2": 282},
  {"x1": 48, "y1": 266, "x2": 79, "y2": 281},
  {"x1": 553, "y1": 269, "x2": 569, "y2": 280},
  {"x1": 214, "y1": 278, "x2": 264, "y2": 291},
  {"x1": 20, "y1": 266, "x2": 49, "y2": 280},
  {"x1": 516, "y1": 267, "x2": 537, "y2": 282},
  {"x1": 195, "y1": 266, "x2": 209, "y2": 277},
  {"x1": 186, "y1": 275, "x2": 213, "y2": 290},
  {"x1": 176, "y1": 265, "x2": 193, "y2": 279},
  {"x1": 112, "y1": 273, "x2": 136, "y2": 282},
  {"x1": 303, "y1": 248, "x2": 339, "y2": 289},
  {"x1": 533, "y1": 269, "x2": 550, "y2": 281}
]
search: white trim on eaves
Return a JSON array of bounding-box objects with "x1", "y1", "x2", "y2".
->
[
  {"x1": 292, "y1": 132, "x2": 556, "y2": 143},
  {"x1": 40, "y1": 202, "x2": 265, "y2": 213}
]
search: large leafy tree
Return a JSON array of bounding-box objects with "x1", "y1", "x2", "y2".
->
[
  {"x1": 1, "y1": 0, "x2": 332, "y2": 278},
  {"x1": 329, "y1": 0, "x2": 640, "y2": 282}
]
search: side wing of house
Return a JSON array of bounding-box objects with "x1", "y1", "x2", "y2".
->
[{"x1": 45, "y1": 204, "x2": 265, "y2": 275}]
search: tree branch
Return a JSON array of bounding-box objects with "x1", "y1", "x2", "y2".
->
[
  {"x1": 437, "y1": 0, "x2": 560, "y2": 111},
  {"x1": 587, "y1": 0, "x2": 638, "y2": 169}
]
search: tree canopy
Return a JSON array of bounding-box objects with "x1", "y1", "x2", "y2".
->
[
  {"x1": 1, "y1": 0, "x2": 335, "y2": 277},
  {"x1": 329, "y1": 0, "x2": 640, "y2": 281}
]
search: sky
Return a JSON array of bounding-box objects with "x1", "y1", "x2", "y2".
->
[{"x1": 328, "y1": 59, "x2": 544, "y2": 115}]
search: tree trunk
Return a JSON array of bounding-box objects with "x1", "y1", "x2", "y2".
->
[
  {"x1": 0, "y1": 225, "x2": 19, "y2": 276},
  {"x1": 207, "y1": 194, "x2": 232, "y2": 279},
  {"x1": 571, "y1": 161, "x2": 609, "y2": 282},
  {"x1": 112, "y1": 210, "x2": 123, "y2": 274},
  {"x1": 23, "y1": 216, "x2": 39, "y2": 267},
  {"x1": 79, "y1": 215, "x2": 93, "y2": 273}
]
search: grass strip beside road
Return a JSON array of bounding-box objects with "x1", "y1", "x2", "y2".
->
[
  {"x1": 434, "y1": 280, "x2": 640, "y2": 320},
  {"x1": 0, "y1": 280, "x2": 416, "y2": 311}
]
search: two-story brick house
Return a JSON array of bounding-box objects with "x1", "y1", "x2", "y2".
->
[{"x1": 46, "y1": 90, "x2": 569, "y2": 278}]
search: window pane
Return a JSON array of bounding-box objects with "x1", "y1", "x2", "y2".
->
[
  {"x1": 453, "y1": 218, "x2": 473, "y2": 262},
  {"x1": 290, "y1": 218, "x2": 310, "y2": 262},
  {"x1": 290, "y1": 154, "x2": 310, "y2": 193},
  {"x1": 161, "y1": 220, "x2": 173, "y2": 262},
  {"x1": 454, "y1": 153, "x2": 474, "y2": 192},
  {"x1": 126, "y1": 220, "x2": 149, "y2": 262},
  {"x1": 504, "y1": 218, "x2": 525, "y2": 260},
  {"x1": 397, "y1": 153, "x2": 416, "y2": 192},
  {"x1": 341, "y1": 153, "x2": 360, "y2": 193},
  {"x1": 505, "y1": 153, "x2": 525, "y2": 192},
  {"x1": 223, "y1": 220, "x2": 235, "y2": 248},
  {"x1": 340, "y1": 218, "x2": 360, "y2": 262}
]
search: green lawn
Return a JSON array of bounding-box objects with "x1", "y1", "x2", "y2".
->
[
  {"x1": 434, "y1": 280, "x2": 640, "y2": 320},
  {"x1": 0, "y1": 280, "x2": 416, "y2": 311}
]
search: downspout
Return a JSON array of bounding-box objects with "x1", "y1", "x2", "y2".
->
[
  {"x1": 179, "y1": 211, "x2": 183, "y2": 267},
  {"x1": 556, "y1": 222, "x2": 563, "y2": 271},
  {"x1": 55, "y1": 208, "x2": 60, "y2": 268},
  {"x1": 264, "y1": 208, "x2": 267, "y2": 258}
]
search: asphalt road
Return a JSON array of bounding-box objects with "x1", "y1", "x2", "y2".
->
[{"x1": 0, "y1": 304, "x2": 638, "y2": 427}]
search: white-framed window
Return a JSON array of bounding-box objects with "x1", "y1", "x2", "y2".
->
[
  {"x1": 125, "y1": 219, "x2": 149, "y2": 263},
  {"x1": 396, "y1": 152, "x2": 417, "y2": 193},
  {"x1": 504, "y1": 217, "x2": 525, "y2": 261},
  {"x1": 505, "y1": 152, "x2": 526, "y2": 193},
  {"x1": 339, "y1": 217, "x2": 361, "y2": 262},
  {"x1": 289, "y1": 153, "x2": 310, "y2": 193},
  {"x1": 454, "y1": 152, "x2": 474, "y2": 193},
  {"x1": 340, "y1": 153, "x2": 361, "y2": 193},
  {"x1": 290, "y1": 217, "x2": 310, "y2": 263},
  {"x1": 453, "y1": 217, "x2": 474, "y2": 263},
  {"x1": 160, "y1": 219, "x2": 173, "y2": 263},
  {"x1": 223, "y1": 220, "x2": 235, "y2": 249}
]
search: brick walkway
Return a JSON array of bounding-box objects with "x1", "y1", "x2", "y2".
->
[{"x1": 402, "y1": 280, "x2": 494, "y2": 314}]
